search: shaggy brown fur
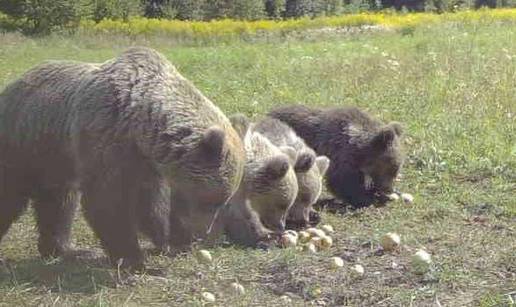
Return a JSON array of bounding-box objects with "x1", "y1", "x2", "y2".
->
[
  {"x1": 269, "y1": 105, "x2": 404, "y2": 207},
  {"x1": 253, "y1": 117, "x2": 329, "y2": 228},
  {"x1": 0, "y1": 47, "x2": 246, "y2": 270},
  {"x1": 211, "y1": 114, "x2": 298, "y2": 247}
]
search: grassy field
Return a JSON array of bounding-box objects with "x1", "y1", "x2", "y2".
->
[{"x1": 0, "y1": 21, "x2": 515, "y2": 306}]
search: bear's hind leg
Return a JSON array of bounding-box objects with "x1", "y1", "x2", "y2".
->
[
  {"x1": 0, "y1": 192, "x2": 29, "y2": 244},
  {"x1": 0, "y1": 168, "x2": 30, "y2": 244},
  {"x1": 33, "y1": 187, "x2": 79, "y2": 258}
]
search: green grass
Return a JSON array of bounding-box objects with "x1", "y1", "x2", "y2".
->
[{"x1": 0, "y1": 23, "x2": 515, "y2": 306}]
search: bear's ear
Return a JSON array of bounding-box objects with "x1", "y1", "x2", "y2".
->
[
  {"x1": 371, "y1": 126, "x2": 397, "y2": 151},
  {"x1": 315, "y1": 155, "x2": 330, "y2": 175},
  {"x1": 279, "y1": 146, "x2": 298, "y2": 165},
  {"x1": 294, "y1": 151, "x2": 315, "y2": 173},
  {"x1": 201, "y1": 126, "x2": 225, "y2": 154},
  {"x1": 387, "y1": 121, "x2": 403, "y2": 137},
  {"x1": 263, "y1": 155, "x2": 290, "y2": 181},
  {"x1": 229, "y1": 113, "x2": 250, "y2": 139}
]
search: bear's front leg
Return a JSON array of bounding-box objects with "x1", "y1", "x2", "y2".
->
[
  {"x1": 224, "y1": 201, "x2": 279, "y2": 249},
  {"x1": 136, "y1": 177, "x2": 171, "y2": 255},
  {"x1": 327, "y1": 169, "x2": 377, "y2": 208},
  {"x1": 346, "y1": 189, "x2": 378, "y2": 208},
  {"x1": 81, "y1": 176, "x2": 145, "y2": 272}
]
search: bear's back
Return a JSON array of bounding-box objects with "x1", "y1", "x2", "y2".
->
[
  {"x1": 72, "y1": 47, "x2": 240, "y2": 165},
  {"x1": 270, "y1": 105, "x2": 383, "y2": 157},
  {"x1": 0, "y1": 61, "x2": 98, "y2": 150},
  {"x1": 253, "y1": 116, "x2": 309, "y2": 153}
]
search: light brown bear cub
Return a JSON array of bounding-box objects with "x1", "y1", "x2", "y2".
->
[
  {"x1": 254, "y1": 117, "x2": 329, "y2": 229},
  {"x1": 212, "y1": 114, "x2": 299, "y2": 247},
  {"x1": 0, "y1": 47, "x2": 246, "y2": 271}
]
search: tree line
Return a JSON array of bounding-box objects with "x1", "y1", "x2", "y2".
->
[{"x1": 0, "y1": 0, "x2": 514, "y2": 34}]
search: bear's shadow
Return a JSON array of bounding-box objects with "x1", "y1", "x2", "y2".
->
[
  {"x1": 0, "y1": 248, "x2": 169, "y2": 294},
  {"x1": 313, "y1": 197, "x2": 388, "y2": 215}
]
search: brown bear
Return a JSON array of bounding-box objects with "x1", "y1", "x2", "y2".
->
[
  {"x1": 253, "y1": 117, "x2": 329, "y2": 229},
  {"x1": 0, "y1": 47, "x2": 246, "y2": 270},
  {"x1": 269, "y1": 105, "x2": 404, "y2": 208},
  {"x1": 210, "y1": 114, "x2": 299, "y2": 247}
]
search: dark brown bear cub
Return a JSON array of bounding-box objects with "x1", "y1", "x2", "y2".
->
[{"x1": 269, "y1": 105, "x2": 404, "y2": 208}]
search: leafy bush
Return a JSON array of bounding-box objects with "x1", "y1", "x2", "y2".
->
[
  {"x1": 169, "y1": 0, "x2": 205, "y2": 20},
  {"x1": 341, "y1": 0, "x2": 379, "y2": 13},
  {"x1": 475, "y1": 0, "x2": 516, "y2": 7},
  {"x1": 144, "y1": 0, "x2": 168, "y2": 18},
  {"x1": 0, "y1": 11, "x2": 23, "y2": 32},
  {"x1": 264, "y1": 0, "x2": 286, "y2": 18},
  {"x1": 230, "y1": 0, "x2": 265, "y2": 20},
  {"x1": 284, "y1": 0, "x2": 311, "y2": 17},
  {"x1": 2, "y1": 0, "x2": 516, "y2": 36},
  {"x1": 78, "y1": 9, "x2": 516, "y2": 38},
  {"x1": 201, "y1": 0, "x2": 232, "y2": 19},
  {"x1": 313, "y1": 0, "x2": 344, "y2": 15},
  {"x1": 285, "y1": 0, "x2": 345, "y2": 17},
  {"x1": 89, "y1": 0, "x2": 142, "y2": 22},
  {"x1": 200, "y1": 0, "x2": 265, "y2": 20},
  {"x1": 0, "y1": 0, "x2": 83, "y2": 34}
]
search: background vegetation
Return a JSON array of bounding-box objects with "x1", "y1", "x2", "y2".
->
[
  {"x1": 0, "y1": 17, "x2": 514, "y2": 305},
  {"x1": 0, "y1": 0, "x2": 516, "y2": 34},
  {"x1": 74, "y1": 9, "x2": 516, "y2": 39}
]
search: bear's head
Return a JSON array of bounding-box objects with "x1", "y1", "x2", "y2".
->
[
  {"x1": 244, "y1": 140, "x2": 299, "y2": 233},
  {"x1": 168, "y1": 122, "x2": 246, "y2": 247},
  {"x1": 361, "y1": 122, "x2": 404, "y2": 195},
  {"x1": 287, "y1": 153, "x2": 330, "y2": 228},
  {"x1": 229, "y1": 114, "x2": 299, "y2": 234}
]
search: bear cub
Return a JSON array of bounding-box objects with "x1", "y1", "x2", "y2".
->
[
  {"x1": 216, "y1": 114, "x2": 299, "y2": 247},
  {"x1": 253, "y1": 116, "x2": 329, "y2": 228},
  {"x1": 269, "y1": 105, "x2": 404, "y2": 208}
]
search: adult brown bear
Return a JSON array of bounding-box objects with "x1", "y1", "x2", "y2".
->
[
  {"x1": 0, "y1": 47, "x2": 246, "y2": 270},
  {"x1": 269, "y1": 105, "x2": 404, "y2": 208}
]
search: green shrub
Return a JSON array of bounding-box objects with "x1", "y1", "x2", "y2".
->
[
  {"x1": 202, "y1": 0, "x2": 232, "y2": 19},
  {"x1": 89, "y1": 0, "x2": 142, "y2": 22},
  {"x1": 202, "y1": 0, "x2": 265, "y2": 20},
  {"x1": 0, "y1": 11, "x2": 22, "y2": 32},
  {"x1": 285, "y1": 0, "x2": 345, "y2": 17},
  {"x1": 313, "y1": 0, "x2": 343, "y2": 15},
  {"x1": 169, "y1": 0, "x2": 206, "y2": 20},
  {"x1": 341, "y1": 0, "x2": 378, "y2": 13},
  {"x1": 264, "y1": 0, "x2": 286, "y2": 18},
  {"x1": 0, "y1": 0, "x2": 82, "y2": 34},
  {"x1": 284, "y1": 0, "x2": 311, "y2": 17},
  {"x1": 475, "y1": 0, "x2": 516, "y2": 8},
  {"x1": 230, "y1": 0, "x2": 265, "y2": 20}
]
